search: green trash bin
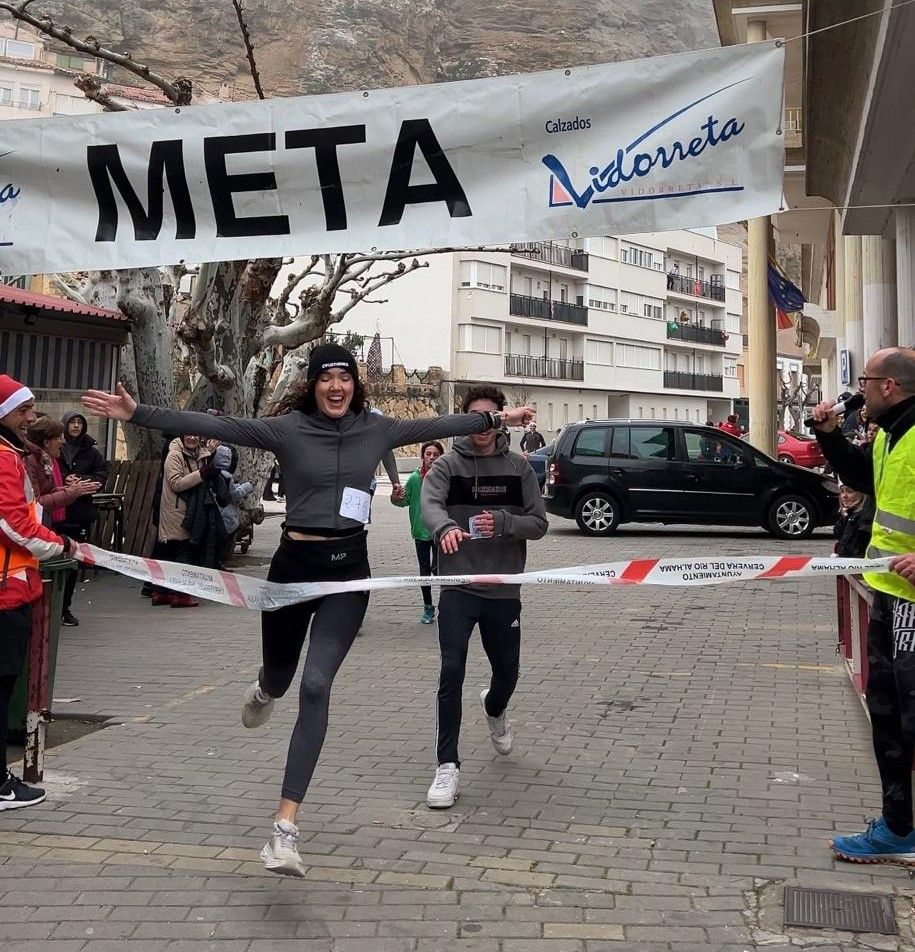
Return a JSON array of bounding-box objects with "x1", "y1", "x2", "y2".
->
[{"x1": 6, "y1": 557, "x2": 76, "y2": 743}]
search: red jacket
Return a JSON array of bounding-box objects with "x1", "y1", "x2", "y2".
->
[
  {"x1": 0, "y1": 432, "x2": 66, "y2": 610},
  {"x1": 717, "y1": 421, "x2": 742, "y2": 438}
]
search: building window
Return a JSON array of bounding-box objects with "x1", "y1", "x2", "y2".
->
[
  {"x1": 2, "y1": 38, "x2": 36, "y2": 60},
  {"x1": 458, "y1": 323, "x2": 500, "y2": 354},
  {"x1": 642, "y1": 302, "x2": 663, "y2": 320},
  {"x1": 53, "y1": 93, "x2": 93, "y2": 116},
  {"x1": 724, "y1": 359, "x2": 737, "y2": 378},
  {"x1": 56, "y1": 53, "x2": 87, "y2": 70},
  {"x1": 18, "y1": 85, "x2": 40, "y2": 110},
  {"x1": 620, "y1": 242, "x2": 661, "y2": 270},
  {"x1": 587, "y1": 284, "x2": 617, "y2": 311},
  {"x1": 584, "y1": 339, "x2": 613, "y2": 365},
  {"x1": 0, "y1": 83, "x2": 11, "y2": 106},
  {"x1": 459, "y1": 260, "x2": 506, "y2": 292},
  {"x1": 616, "y1": 343, "x2": 661, "y2": 371}
]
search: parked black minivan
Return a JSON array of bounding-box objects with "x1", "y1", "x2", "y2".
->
[{"x1": 543, "y1": 419, "x2": 839, "y2": 539}]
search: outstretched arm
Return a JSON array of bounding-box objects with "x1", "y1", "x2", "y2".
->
[
  {"x1": 380, "y1": 407, "x2": 535, "y2": 449},
  {"x1": 82, "y1": 383, "x2": 284, "y2": 452}
]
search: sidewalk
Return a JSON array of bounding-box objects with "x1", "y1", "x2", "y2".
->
[{"x1": 1, "y1": 502, "x2": 913, "y2": 951}]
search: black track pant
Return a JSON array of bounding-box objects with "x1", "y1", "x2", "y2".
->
[
  {"x1": 866, "y1": 592, "x2": 915, "y2": 836},
  {"x1": 260, "y1": 532, "x2": 369, "y2": 803},
  {"x1": 0, "y1": 604, "x2": 31, "y2": 776},
  {"x1": 414, "y1": 540, "x2": 437, "y2": 608},
  {"x1": 436, "y1": 590, "x2": 521, "y2": 767}
]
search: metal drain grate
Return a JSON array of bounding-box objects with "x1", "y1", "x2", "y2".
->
[{"x1": 784, "y1": 886, "x2": 897, "y2": 935}]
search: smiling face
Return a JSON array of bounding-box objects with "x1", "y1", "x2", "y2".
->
[
  {"x1": 314, "y1": 368, "x2": 355, "y2": 418},
  {"x1": 44, "y1": 434, "x2": 64, "y2": 459},
  {"x1": 466, "y1": 397, "x2": 500, "y2": 454},
  {"x1": 1, "y1": 400, "x2": 37, "y2": 442}
]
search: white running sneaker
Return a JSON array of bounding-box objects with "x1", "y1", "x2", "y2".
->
[
  {"x1": 426, "y1": 763, "x2": 460, "y2": 809},
  {"x1": 241, "y1": 679, "x2": 275, "y2": 728},
  {"x1": 480, "y1": 689, "x2": 512, "y2": 755},
  {"x1": 260, "y1": 819, "x2": 306, "y2": 877}
]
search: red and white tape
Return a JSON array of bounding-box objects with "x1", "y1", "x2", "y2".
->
[{"x1": 74, "y1": 543, "x2": 893, "y2": 613}]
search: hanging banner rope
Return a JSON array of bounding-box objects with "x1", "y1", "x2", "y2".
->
[
  {"x1": 73, "y1": 543, "x2": 891, "y2": 613},
  {"x1": 0, "y1": 42, "x2": 784, "y2": 274}
]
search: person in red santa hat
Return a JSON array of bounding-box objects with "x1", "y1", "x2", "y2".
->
[{"x1": 0, "y1": 374, "x2": 74, "y2": 810}]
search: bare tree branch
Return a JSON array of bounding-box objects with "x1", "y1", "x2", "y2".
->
[
  {"x1": 74, "y1": 73, "x2": 132, "y2": 112},
  {"x1": 231, "y1": 0, "x2": 265, "y2": 100},
  {"x1": 0, "y1": 3, "x2": 193, "y2": 104}
]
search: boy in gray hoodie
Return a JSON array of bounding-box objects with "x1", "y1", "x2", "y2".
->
[{"x1": 421, "y1": 386, "x2": 548, "y2": 808}]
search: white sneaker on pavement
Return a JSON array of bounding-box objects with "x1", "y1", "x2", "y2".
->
[
  {"x1": 260, "y1": 819, "x2": 306, "y2": 877},
  {"x1": 426, "y1": 763, "x2": 460, "y2": 809},
  {"x1": 241, "y1": 679, "x2": 275, "y2": 728},
  {"x1": 480, "y1": 689, "x2": 512, "y2": 755}
]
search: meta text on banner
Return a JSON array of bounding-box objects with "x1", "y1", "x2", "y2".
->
[{"x1": 0, "y1": 42, "x2": 784, "y2": 273}]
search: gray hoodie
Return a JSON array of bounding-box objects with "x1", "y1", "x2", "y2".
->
[{"x1": 420, "y1": 433, "x2": 548, "y2": 599}]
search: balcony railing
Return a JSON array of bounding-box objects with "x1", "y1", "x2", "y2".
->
[
  {"x1": 667, "y1": 322, "x2": 727, "y2": 346},
  {"x1": 663, "y1": 371, "x2": 723, "y2": 392},
  {"x1": 505, "y1": 354, "x2": 584, "y2": 381},
  {"x1": 666, "y1": 273, "x2": 726, "y2": 302},
  {"x1": 509, "y1": 293, "x2": 588, "y2": 326},
  {"x1": 512, "y1": 241, "x2": 589, "y2": 271}
]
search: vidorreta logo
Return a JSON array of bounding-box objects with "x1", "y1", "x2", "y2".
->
[
  {"x1": 0, "y1": 150, "x2": 20, "y2": 247},
  {"x1": 542, "y1": 82, "x2": 750, "y2": 209}
]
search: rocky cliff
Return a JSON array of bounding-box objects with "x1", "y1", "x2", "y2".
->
[{"x1": 36, "y1": 0, "x2": 717, "y2": 99}]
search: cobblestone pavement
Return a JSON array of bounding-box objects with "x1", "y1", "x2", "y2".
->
[{"x1": 2, "y1": 492, "x2": 913, "y2": 951}]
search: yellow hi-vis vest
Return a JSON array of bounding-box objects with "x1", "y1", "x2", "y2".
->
[{"x1": 864, "y1": 426, "x2": 915, "y2": 602}]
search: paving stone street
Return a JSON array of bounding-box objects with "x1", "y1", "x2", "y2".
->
[{"x1": 1, "y1": 489, "x2": 913, "y2": 951}]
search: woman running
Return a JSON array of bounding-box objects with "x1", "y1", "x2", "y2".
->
[{"x1": 82, "y1": 343, "x2": 533, "y2": 876}]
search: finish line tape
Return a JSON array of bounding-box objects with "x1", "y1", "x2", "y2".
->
[{"x1": 73, "y1": 543, "x2": 893, "y2": 613}]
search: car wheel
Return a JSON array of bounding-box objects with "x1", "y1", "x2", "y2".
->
[
  {"x1": 777, "y1": 454, "x2": 793, "y2": 464},
  {"x1": 767, "y1": 494, "x2": 815, "y2": 540},
  {"x1": 574, "y1": 491, "x2": 621, "y2": 536}
]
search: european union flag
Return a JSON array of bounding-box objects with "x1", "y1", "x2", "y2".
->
[{"x1": 767, "y1": 262, "x2": 805, "y2": 313}]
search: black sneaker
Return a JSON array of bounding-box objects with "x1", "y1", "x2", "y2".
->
[
  {"x1": 0, "y1": 772, "x2": 46, "y2": 810},
  {"x1": 62, "y1": 610, "x2": 79, "y2": 627}
]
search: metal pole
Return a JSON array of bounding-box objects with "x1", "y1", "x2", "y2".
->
[{"x1": 23, "y1": 577, "x2": 52, "y2": 783}]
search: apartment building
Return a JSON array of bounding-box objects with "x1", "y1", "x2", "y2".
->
[{"x1": 342, "y1": 230, "x2": 743, "y2": 440}]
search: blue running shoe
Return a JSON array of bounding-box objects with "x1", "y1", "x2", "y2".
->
[
  {"x1": 421, "y1": 605, "x2": 436, "y2": 625},
  {"x1": 831, "y1": 817, "x2": 915, "y2": 864}
]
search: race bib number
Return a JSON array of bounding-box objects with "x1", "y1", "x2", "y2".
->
[{"x1": 340, "y1": 487, "x2": 372, "y2": 524}]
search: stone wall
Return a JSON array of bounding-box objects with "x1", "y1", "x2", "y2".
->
[{"x1": 361, "y1": 363, "x2": 451, "y2": 460}]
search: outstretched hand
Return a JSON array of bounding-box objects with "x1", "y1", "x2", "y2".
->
[
  {"x1": 82, "y1": 382, "x2": 137, "y2": 422},
  {"x1": 502, "y1": 406, "x2": 535, "y2": 428}
]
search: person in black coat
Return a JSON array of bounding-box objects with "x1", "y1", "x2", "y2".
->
[
  {"x1": 57, "y1": 411, "x2": 109, "y2": 626},
  {"x1": 833, "y1": 484, "x2": 876, "y2": 558}
]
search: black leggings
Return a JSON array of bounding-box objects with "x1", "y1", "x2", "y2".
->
[
  {"x1": 436, "y1": 590, "x2": 522, "y2": 767},
  {"x1": 0, "y1": 604, "x2": 30, "y2": 777},
  {"x1": 415, "y1": 539, "x2": 437, "y2": 608},
  {"x1": 260, "y1": 532, "x2": 370, "y2": 803}
]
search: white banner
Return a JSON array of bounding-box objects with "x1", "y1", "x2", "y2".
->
[{"x1": 0, "y1": 42, "x2": 784, "y2": 273}]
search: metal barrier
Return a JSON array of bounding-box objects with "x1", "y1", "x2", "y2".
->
[{"x1": 836, "y1": 574, "x2": 873, "y2": 706}]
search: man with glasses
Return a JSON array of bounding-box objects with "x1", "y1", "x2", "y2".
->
[{"x1": 810, "y1": 347, "x2": 915, "y2": 864}]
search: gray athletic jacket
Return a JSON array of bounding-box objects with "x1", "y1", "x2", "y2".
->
[
  {"x1": 130, "y1": 404, "x2": 489, "y2": 534},
  {"x1": 420, "y1": 433, "x2": 548, "y2": 599}
]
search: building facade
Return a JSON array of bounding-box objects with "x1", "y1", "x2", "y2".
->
[{"x1": 339, "y1": 230, "x2": 743, "y2": 441}]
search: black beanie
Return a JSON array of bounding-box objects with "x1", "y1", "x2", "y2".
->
[{"x1": 306, "y1": 343, "x2": 359, "y2": 381}]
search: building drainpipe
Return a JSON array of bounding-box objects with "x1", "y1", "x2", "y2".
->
[
  {"x1": 844, "y1": 236, "x2": 864, "y2": 379},
  {"x1": 862, "y1": 235, "x2": 898, "y2": 356},
  {"x1": 895, "y1": 208, "x2": 915, "y2": 347},
  {"x1": 746, "y1": 19, "x2": 777, "y2": 456}
]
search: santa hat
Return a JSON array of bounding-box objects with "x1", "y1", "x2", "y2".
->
[{"x1": 0, "y1": 374, "x2": 34, "y2": 418}]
